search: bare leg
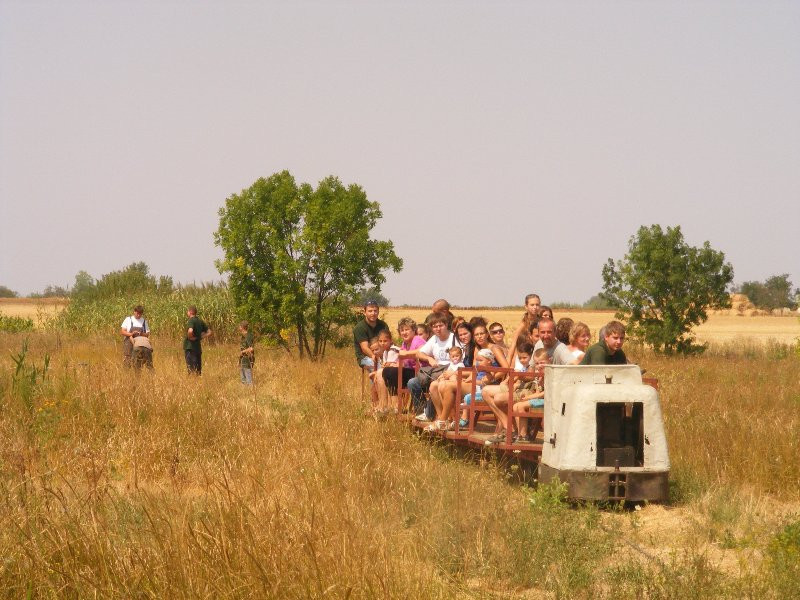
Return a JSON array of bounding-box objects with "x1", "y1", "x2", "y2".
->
[
  {"x1": 482, "y1": 385, "x2": 506, "y2": 433},
  {"x1": 375, "y1": 368, "x2": 389, "y2": 411},
  {"x1": 485, "y1": 385, "x2": 514, "y2": 433},
  {"x1": 430, "y1": 380, "x2": 444, "y2": 419},
  {"x1": 440, "y1": 380, "x2": 458, "y2": 423},
  {"x1": 513, "y1": 401, "x2": 529, "y2": 437}
]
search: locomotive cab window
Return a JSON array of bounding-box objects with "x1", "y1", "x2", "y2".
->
[{"x1": 596, "y1": 402, "x2": 644, "y2": 467}]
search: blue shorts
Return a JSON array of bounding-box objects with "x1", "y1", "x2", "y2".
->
[
  {"x1": 464, "y1": 389, "x2": 483, "y2": 405},
  {"x1": 528, "y1": 398, "x2": 544, "y2": 408}
]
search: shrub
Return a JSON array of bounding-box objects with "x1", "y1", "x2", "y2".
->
[{"x1": 0, "y1": 312, "x2": 35, "y2": 333}]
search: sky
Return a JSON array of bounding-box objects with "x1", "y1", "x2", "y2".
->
[{"x1": 1, "y1": 0, "x2": 798, "y2": 306}]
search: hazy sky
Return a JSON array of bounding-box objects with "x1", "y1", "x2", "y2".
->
[{"x1": 2, "y1": 1, "x2": 798, "y2": 306}]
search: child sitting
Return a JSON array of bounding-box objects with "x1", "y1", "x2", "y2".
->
[
  {"x1": 483, "y1": 339, "x2": 536, "y2": 443},
  {"x1": 426, "y1": 346, "x2": 465, "y2": 431},
  {"x1": 372, "y1": 330, "x2": 400, "y2": 416},
  {"x1": 512, "y1": 348, "x2": 550, "y2": 442}
]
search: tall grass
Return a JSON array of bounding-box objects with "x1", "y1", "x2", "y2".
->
[
  {"x1": 0, "y1": 333, "x2": 798, "y2": 597},
  {"x1": 49, "y1": 286, "x2": 239, "y2": 342}
]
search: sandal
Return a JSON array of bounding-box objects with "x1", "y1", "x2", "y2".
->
[
  {"x1": 486, "y1": 432, "x2": 507, "y2": 444},
  {"x1": 458, "y1": 418, "x2": 469, "y2": 428}
]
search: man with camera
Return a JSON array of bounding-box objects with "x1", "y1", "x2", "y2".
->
[{"x1": 120, "y1": 305, "x2": 150, "y2": 367}]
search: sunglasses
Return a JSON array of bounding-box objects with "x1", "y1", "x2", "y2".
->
[{"x1": 490, "y1": 329, "x2": 504, "y2": 335}]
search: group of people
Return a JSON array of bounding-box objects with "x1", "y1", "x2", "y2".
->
[
  {"x1": 119, "y1": 305, "x2": 255, "y2": 382},
  {"x1": 353, "y1": 295, "x2": 628, "y2": 441}
]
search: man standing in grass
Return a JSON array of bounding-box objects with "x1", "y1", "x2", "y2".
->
[
  {"x1": 239, "y1": 321, "x2": 254, "y2": 384},
  {"x1": 120, "y1": 305, "x2": 149, "y2": 367},
  {"x1": 580, "y1": 320, "x2": 628, "y2": 365},
  {"x1": 184, "y1": 305, "x2": 212, "y2": 374}
]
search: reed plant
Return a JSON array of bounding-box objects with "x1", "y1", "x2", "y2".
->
[
  {"x1": 49, "y1": 286, "x2": 239, "y2": 342},
  {"x1": 0, "y1": 333, "x2": 797, "y2": 598}
]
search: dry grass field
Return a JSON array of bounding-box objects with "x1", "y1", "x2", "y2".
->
[
  {"x1": 0, "y1": 298, "x2": 67, "y2": 325},
  {"x1": 0, "y1": 323, "x2": 798, "y2": 597}
]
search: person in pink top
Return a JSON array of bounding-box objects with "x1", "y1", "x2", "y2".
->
[{"x1": 381, "y1": 317, "x2": 426, "y2": 412}]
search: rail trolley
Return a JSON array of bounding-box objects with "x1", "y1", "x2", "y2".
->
[{"x1": 380, "y1": 362, "x2": 670, "y2": 503}]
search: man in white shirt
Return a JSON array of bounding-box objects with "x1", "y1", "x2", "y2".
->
[
  {"x1": 533, "y1": 318, "x2": 573, "y2": 365},
  {"x1": 120, "y1": 305, "x2": 150, "y2": 367},
  {"x1": 408, "y1": 313, "x2": 457, "y2": 421}
]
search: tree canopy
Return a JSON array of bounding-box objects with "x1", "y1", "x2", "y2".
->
[
  {"x1": 215, "y1": 171, "x2": 402, "y2": 359},
  {"x1": 71, "y1": 262, "x2": 174, "y2": 301},
  {"x1": 739, "y1": 274, "x2": 798, "y2": 311},
  {"x1": 0, "y1": 285, "x2": 18, "y2": 298},
  {"x1": 602, "y1": 224, "x2": 734, "y2": 354}
]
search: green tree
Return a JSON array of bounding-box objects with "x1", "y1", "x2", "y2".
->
[
  {"x1": 71, "y1": 270, "x2": 96, "y2": 298},
  {"x1": 29, "y1": 284, "x2": 70, "y2": 298},
  {"x1": 356, "y1": 286, "x2": 390, "y2": 307},
  {"x1": 582, "y1": 294, "x2": 616, "y2": 310},
  {"x1": 215, "y1": 171, "x2": 402, "y2": 359},
  {"x1": 601, "y1": 224, "x2": 733, "y2": 354},
  {"x1": 0, "y1": 285, "x2": 18, "y2": 298},
  {"x1": 739, "y1": 274, "x2": 796, "y2": 311}
]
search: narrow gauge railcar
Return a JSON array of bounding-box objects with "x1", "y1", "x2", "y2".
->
[{"x1": 404, "y1": 364, "x2": 669, "y2": 503}]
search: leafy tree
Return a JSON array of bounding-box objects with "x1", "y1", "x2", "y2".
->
[
  {"x1": 739, "y1": 274, "x2": 797, "y2": 311},
  {"x1": 601, "y1": 224, "x2": 733, "y2": 354},
  {"x1": 0, "y1": 285, "x2": 18, "y2": 298},
  {"x1": 71, "y1": 271, "x2": 96, "y2": 298},
  {"x1": 94, "y1": 262, "x2": 158, "y2": 297},
  {"x1": 215, "y1": 170, "x2": 402, "y2": 359},
  {"x1": 582, "y1": 294, "x2": 616, "y2": 310},
  {"x1": 29, "y1": 284, "x2": 70, "y2": 298},
  {"x1": 356, "y1": 286, "x2": 390, "y2": 307},
  {"x1": 70, "y1": 263, "x2": 173, "y2": 301}
]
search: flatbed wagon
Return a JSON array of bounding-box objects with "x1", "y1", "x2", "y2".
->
[{"x1": 382, "y1": 363, "x2": 669, "y2": 502}]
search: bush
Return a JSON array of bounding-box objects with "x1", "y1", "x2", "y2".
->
[
  {"x1": 766, "y1": 520, "x2": 800, "y2": 598},
  {"x1": 0, "y1": 312, "x2": 35, "y2": 333}
]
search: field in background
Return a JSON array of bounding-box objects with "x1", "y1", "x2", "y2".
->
[
  {"x1": 0, "y1": 297, "x2": 67, "y2": 325},
  {"x1": 0, "y1": 332, "x2": 798, "y2": 597},
  {"x1": 381, "y1": 307, "x2": 800, "y2": 345},
  {"x1": 4, "y1": 299, "x2": 799, "y2": 345}
]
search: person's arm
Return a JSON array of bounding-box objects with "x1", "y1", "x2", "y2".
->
[
  {"x1": 418, "y1": 352, "x2": 438, "y2": 366},
  {"x1": 358, "y1": 340, "x2": 375, "y2": 361},
  {"x1": 506, "y1": 319, "x2": 525, "y2": 364},
  {"x1": 141, "y1": 319, "x2": 150, "y2": 337},
  {"x1": 120, "y1": 318, "x2": 134, "y2": 338}
]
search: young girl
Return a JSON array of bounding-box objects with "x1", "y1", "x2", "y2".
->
[
  {"x1": 507, "y1": 294, "x2": 541, "y2": 364},
  {"x1": 512, "y1": 348, "x2": 550, "y2": 441},
  {"x1": 372, "y1": 330, "x2": 400, "y2": 416},
  {"x1": 457, "y1": 324, "x2": 509, "y2": 427},
  {"x1": 416, "y1": 322, "x2": 431, "y2": 341},
  {"x1": 567, "y1": 322, "x2": 591, "y2": 364},
  {"x1": 381, "y1": 318, "x2": 426, "y2": 412}
]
